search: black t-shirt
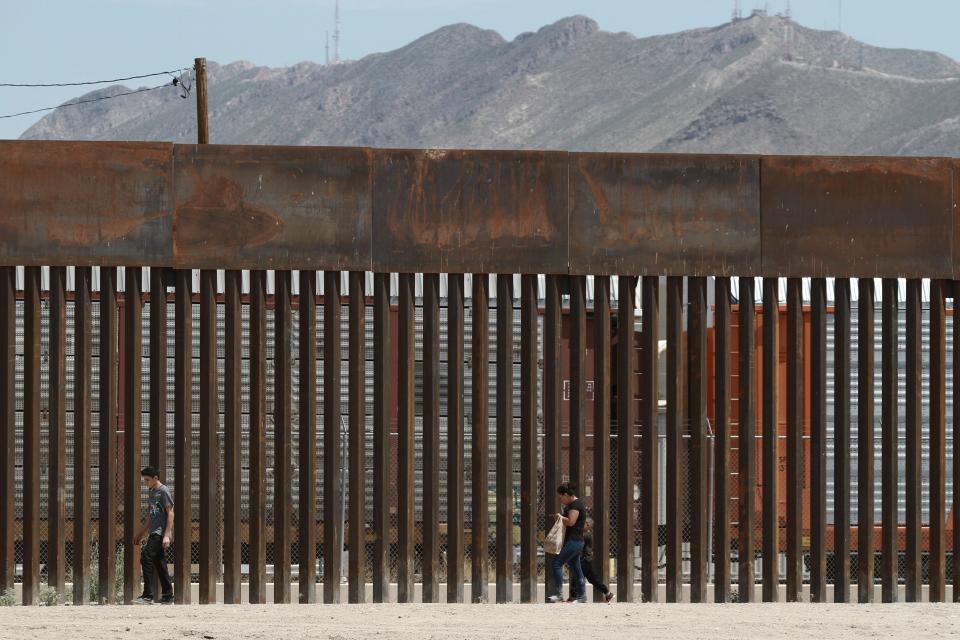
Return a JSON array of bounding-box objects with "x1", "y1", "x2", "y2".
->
[{"x1": 563, "y1": 498, "x2": 588, "y2": 541}]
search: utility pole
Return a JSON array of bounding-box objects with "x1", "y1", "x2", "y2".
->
[{"x1": 194, "y1": 57, "x2": 209, "y2": 144}]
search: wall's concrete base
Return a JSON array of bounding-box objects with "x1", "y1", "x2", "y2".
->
[
  {"x1": 651, "y1": 584, "x2": 955, "y2": 604},
  {"x1": 9, "y1": 583, "x2": 955, "y2": 604}
]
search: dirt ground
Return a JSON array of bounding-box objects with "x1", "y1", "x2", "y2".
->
[{"x1": 0, "y1": 603, "x2": 958, "y2": 640}]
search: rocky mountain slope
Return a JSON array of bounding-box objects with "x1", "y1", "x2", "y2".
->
[{"x1": 20, "y1": 13, "x2": 960, "y2": 155}]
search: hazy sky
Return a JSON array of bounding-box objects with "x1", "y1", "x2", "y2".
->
[{"x1": 2, "y1": 0, "x2": 958, "y2": 139}]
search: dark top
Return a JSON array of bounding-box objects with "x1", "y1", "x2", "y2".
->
[
  {"x1": 563, "y1": 498, "x2": 588, "y2": 542},
  {"x1": 581, "y1": 531, "x2": 594, "y2": 561},
  {"x1": 148, "y1": 484, "x2": 174, "y2": 536}
]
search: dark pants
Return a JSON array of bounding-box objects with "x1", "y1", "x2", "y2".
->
[
  {"x1": 551, "y1": 538, "x2": 585, "y2": 599},
  {"x1": 571, "y1": 557, "x2": 609, "y2": 598},
  {"x1": 141, "y1": 533, "x2": 173, "y2": 601}
]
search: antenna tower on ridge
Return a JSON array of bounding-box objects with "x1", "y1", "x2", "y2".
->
[
  {"x1": 334, "y1": 0, "x2": 342, "y2": 64},
  {"x1": 732, "y1": 1, "x2": 742, "y2": 21},
  {"x1": 325, "y1": 31, "x2": 330, "y2": 66}
]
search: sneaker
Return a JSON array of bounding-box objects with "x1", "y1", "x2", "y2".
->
[
  {"x1": 158, "y1": 597, "x2": 174, "y2": 605},
  {"x1": 564, "y1": 596, "x2": 577, "y2": 603},
  {"x1": 547, "y1": 594, "x2": 564, "y2": 603},
  {"x1": 604, "y1": 592, "x2": 615, "y2": 604},
  {"x1": 132, "y1": 596, "x2": 154, "y2": 605},
  {"x1": 575, "y1": 596, "x2": 588, "y2": 604}
]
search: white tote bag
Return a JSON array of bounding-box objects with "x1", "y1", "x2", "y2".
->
[{"x1": 544, "y1": 515, "x2": 565, "y2": 555}]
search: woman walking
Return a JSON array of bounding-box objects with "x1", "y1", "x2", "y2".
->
[{"x1": 547, "y1": 482, "x2": 587, "y2": 603}]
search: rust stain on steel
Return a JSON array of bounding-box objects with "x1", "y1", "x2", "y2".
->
[
  {"x1": 174, "y1": 176, "x2": 281, "y2": 248},
  {"x1": 371, "y1": 148, "x2": 568, "y2": 274},
  {"x1": 762, "y1": 156, "x2": 955, "y2": 278},
  {"x1": 172, "y1": 144, "x2": 372, "y2": 270},
  {"x1": 569, "y1": 153, "x2": 760, "y2": 276},
  {"x1": 0, "y1": 140, "x2": 173, "y2": 266}
]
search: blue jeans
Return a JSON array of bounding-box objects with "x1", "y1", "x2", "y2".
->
[{"x1": 551, "y1": 538, "x2": 585, "y2": 599}]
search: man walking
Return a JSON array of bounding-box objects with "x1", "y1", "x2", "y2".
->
[{"x1": 132, "y1": 466, "x2": 174, "y2": 605}]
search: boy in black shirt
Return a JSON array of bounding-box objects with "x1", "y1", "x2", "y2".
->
[
  {"x1": 132, "y1": 466, "x2": 175, "y2": 605},
  {"x1": 547, "y1": 482, "x2": 587, "y2": 603},
  {"x1": 569, "y1": 518, "x2": 615, "y2": 603}
]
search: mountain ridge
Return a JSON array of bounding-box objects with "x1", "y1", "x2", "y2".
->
[{"x1": 20, "y1": 13, "x2": 960, "y2": 156}]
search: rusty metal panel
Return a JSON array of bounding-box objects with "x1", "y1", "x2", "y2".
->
[
  {"x1": 688, "y1": 277, "x2": 708, "y2": 603},
  {"x1": 273, "y1": 271, "x2": 293, "y2": 605},
  {"x1": 712, "y1": 277, "x2": 730, "y2": 604},
  {"x1": 0, "y1": 141, "x2": 173, "y2": 266},
  {"x1": 198, "y1": 270, "x2": 218, "y2": 605},
  {"x1": 738, "y1": 277, "x2": 756, "y2": 603},
  {"x1": 123, "y1": 267, "x2": 143, "y2": 604},
  {"x1": 953, "y1": 280, "x2": 960, "y2": 602},
  {"x1": 372, "y1": 273, "x2": 390, "y2": 603},
  {"x1": 569, "y1": 276, "x2": 587, "y2": 494},
  {"x1": 785, "y1": 278, "x2": 803, "y2": 602},
  {"x1": 495, "y1": 274, "x2": 514, "y2": 604},
  {"x1": 570, "y1": 153, "x2": 761, "y2": 276},
  {"x1": 810, "y1": 278, "x2": 827, "y2": 602},
  {"x1": 248, "y1": 271, "x2": 267, "y2": 605},
  {"x1": 761, "y1": 278, "x2": 780, "y2": 603},
  {"x1": 446, "y1": 274, "x2": 465, "y2": 604},
  {"x1": 591, "y1": 276, "x2": 610, "y2": 603},
  {"x1": 470, "y1": 274, "x2": 489, "y2": 604},
  {"x1": 98, "y1": 268, "x2": 118, "y2": 604},
  {"x1": 881, "y1": 278, "x2": 899, "y2": 603},
  {"x1": 372, "y1": 149, "x2": 568, "y2": 274},
  {"x1": 348, "y1": 271, "x2": 366, "y2": 604},
  {"x1": 173, "y1": 269, "x2": 192, "y2": 604},
  {"x1": 833, "y1": 279, "x2": 852, "y2": 603},
  {"x1": 422, "y1": 273, "x2": 441, "y2": 603},
  {"x1": 223, "y1": 270, "x2": 242, "y2": 605},
  {"x1": 0, "y1": 268, "x2": 12, "y2": 595},
  {"x1": 519, "y1": 274, "x2": 537, "y2": 603},
  {"x1": 149, "y1": 268, "x2": 168, "y2": 483},
  {"x1": 665, "y1": 276, "x2": 682, "y2": 603},
  {"x1": 148, "y1": 266, "x2": 168, "y2": 612},
  {"x1": 638, "y1": 276, "x2": 656, "y2": 603},
  {"x1": 929, "y1": 280, "x2": 947, "y2": 602},
  {"x1": 761, "y1": 156, "x2": 954, "y2": 278},
  {"x1": 47, "y1": 267, "x2": 67, "y2": 599},
  {"x1": 397, "y1": 273, "x2": 415, "y2": 603},
  {"x1": 72, "y1": 267, "x2": 92, "y2": 605},
  {"x1": 543, "y1": 275, "x2": 561, "y2": 602},
  {"x1": 857, "y1": 278, "x2": 875, "y2": 603},
  {"x1": 904, "y1": 279, "x2": 921, "y2": 602},
  {"x1": 172, "y1": 145, "x2": 371, "y2": 270},
  {"x1": 299, "y1": 271, "x2": 317, "y2": 605},
  {"x1": 23, "y1": 267, "x2": 40, "y2": 606}
]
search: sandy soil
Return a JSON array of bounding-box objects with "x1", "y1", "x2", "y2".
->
[{"x1": 1, "y1": 603, "x2": 958, "y2": 640}]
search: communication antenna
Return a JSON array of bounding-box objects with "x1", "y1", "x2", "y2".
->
[
  {"x1": 732, "y1": 0, "x2": 742, "y2": 21},
  {"x1": 325, "y1": 31, "x2": 330, "y2": 66},
  {"x1": 334, "y1": 0, "x2": 342, "y2": 63},
  {"x1": 785, "y1": 0, "x2": 792, "y2": 20}
]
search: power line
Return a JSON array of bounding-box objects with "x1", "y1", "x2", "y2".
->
[
  {"x1": 0, "y1": 80, "x2": 183, "y2": 120},
  {"x1": 0, "y1": 68, "x2": 191, "y2": 88}
]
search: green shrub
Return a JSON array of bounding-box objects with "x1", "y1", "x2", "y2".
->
[
  {"x1": 89, "y1": 542, "x2": 125, "y2": 604},
  {"x1": 0, "y1": 587, "x2": 16, "y2": 606},
  {"x1": 37, "y1": 584, "x2": 60, "y2": 606}
]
